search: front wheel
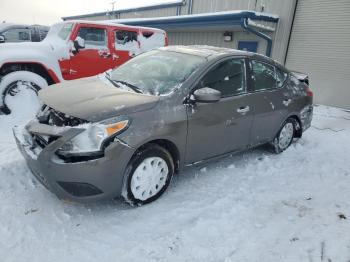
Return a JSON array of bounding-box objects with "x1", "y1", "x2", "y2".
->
[
  {"x1": 0, "y1": 71, "x2": 48, "y2": 115},
  {"x1": 122, "y1": 144, "x2": 174, "y2": 206},
  {"x1": 271, "y1": 118, "x2": 295, "y2": 154}
]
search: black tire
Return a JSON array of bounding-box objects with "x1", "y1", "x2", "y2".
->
[
  {"x1": 122, "y1": 144, "x2": 174, "y2": 206},
  {"x1": 271, "y1": 118, "x2": 296, "y2": 154}
]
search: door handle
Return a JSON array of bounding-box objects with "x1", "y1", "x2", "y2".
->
[
  {"x1": 98, "y1": 50, "x2": 111, "y2": 58},
  {"x1": 283, "y1": 99, "x2": 292, "y2": 106},
  {"x1": 237, "y1": 106, "x2": 250, "y2": 114}
]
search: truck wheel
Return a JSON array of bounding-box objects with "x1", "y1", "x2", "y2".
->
[
  {"x1": 122, "y1": 144, "x2": 174, "y2": 206},
  {"x1": 0, "y1": 71, "x2": 48, "y2": 114}
]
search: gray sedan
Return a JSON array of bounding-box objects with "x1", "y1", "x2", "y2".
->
[{"x1": 14, "y1": 46, "x2": 313, "y2": 205}]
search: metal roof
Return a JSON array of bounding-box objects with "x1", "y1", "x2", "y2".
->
[
  {"x1": 108, "y1": 11, "x2": 279, "y2": 29},
  {"x1": 62, "y1": 0, "x2": 184, "y2": 21}
]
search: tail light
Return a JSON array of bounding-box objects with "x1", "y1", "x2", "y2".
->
[{"x1": 306, "y1": 86, "x2": 313, "y2": 97}]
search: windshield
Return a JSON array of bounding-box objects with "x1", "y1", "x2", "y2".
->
[
  {"x1": 45, "y1": 22, "x2": 73, "y2": 41},
  {"x1": 110, "y1": 50, "x2": 206, "y2": 96}
]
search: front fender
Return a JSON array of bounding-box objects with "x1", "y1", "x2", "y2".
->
[{"x1": 0, "y1": 42, "x2": 67, "y2": 82}]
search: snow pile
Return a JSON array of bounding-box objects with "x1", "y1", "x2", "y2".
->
[
  {"x1": 3, "y1": 83, "x2": 41, "y2": 119},
  {"x1": 0, "y1": 72, "x2": 47, "y2": 108},
  {"x1": 0, "y1": 105, "x2": 350, "y2": 262}
]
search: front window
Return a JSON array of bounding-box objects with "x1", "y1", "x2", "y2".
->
[
  {"x1": 199, "y1": 58, "x2": 246, "y2": 97},
  {"x1": 77, "y1": 27, "x2": 107, "y2": 48},
  {"x1": 110, "y1": 50, "x2": 206, "y2": 95}
]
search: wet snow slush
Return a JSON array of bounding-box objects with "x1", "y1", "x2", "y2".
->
[{"x1": 1, "y1": 104, "x2": 350, "y2": 262}]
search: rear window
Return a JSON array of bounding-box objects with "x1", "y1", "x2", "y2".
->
[
  {"x1": 115, "y1": 30, "x2": 138, "y2": 45},
  {"x1": 251, "y1": 60, "x2": 277, "y2": 91}
]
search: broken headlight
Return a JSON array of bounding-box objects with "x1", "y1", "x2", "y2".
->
[{"x1": 57, "y1": 117, "x2": 130, "y2": 157}]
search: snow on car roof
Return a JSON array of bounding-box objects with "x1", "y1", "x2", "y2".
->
[
  {"x1": 159, "y1": 45, "x2": 253, "y2": 58},
  {"x1": 63, "y1": 20, "x2": 165, "y2": 34}
]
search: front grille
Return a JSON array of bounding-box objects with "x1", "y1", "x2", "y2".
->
[{"x1": 37, "y1": 105, "x2": 88, "y2": 127}]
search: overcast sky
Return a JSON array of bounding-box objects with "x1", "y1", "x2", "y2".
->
[{"x1": 0, "y1": 0, "x2": 172, "y2": 25}]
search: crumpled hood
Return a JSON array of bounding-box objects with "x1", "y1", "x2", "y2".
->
[{"x1": 38, "y1": 77, "x2": 160, "y2": 122}]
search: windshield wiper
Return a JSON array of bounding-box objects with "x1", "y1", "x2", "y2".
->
[
  {"x1": 113, "y1": 80, "x2": 143, "y2": 94},
  {"x1": 105, "y1": 73, "x2": 143, "y2": 94}
]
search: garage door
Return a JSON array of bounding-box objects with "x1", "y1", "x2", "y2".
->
[{"x1": 285, "y1": 0, "x2": 350, "y2": 109}]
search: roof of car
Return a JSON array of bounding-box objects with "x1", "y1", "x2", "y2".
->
[
  {"x1": 0, "y1": 23, "x2": 49, "y2": 32},
  {"x1": 159, "y1": 45, "x2": 265, "y2": 60}
]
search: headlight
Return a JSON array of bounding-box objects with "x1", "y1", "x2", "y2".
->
[{"x1": 58, "y1": 118, "x2": 129, "y2": 156}]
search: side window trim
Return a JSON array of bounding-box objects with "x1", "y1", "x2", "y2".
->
[
  {"x1": 114, "y1": 29, "x2": 138, "y2": 45},
  {"x1": 275, "y1": 64, "x2": 289, "y2": 88},
  {"x1": 190, "y1": 56, "x2": 248, "y2": 98},
  {"x1": 76, "y1": 26, "x2": 108, "y2": 49},
  {"x1": 248, "y1": 59, "x2": 278, "y2": 93}
]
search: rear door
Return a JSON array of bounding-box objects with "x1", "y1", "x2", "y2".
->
[
  {"x1": 247, "y1": 59, "x2": 290, "y2": 145},
  {"x1": 185, "y1": 57, "x2": 254, "y2": 164},
  {"x1": 67, "y1": 25, "x2": 113, "y2": 80}
]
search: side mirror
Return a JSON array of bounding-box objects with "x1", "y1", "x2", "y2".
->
[
  {"x1": 0, "y1": 35, "x2": 5, "y2": 43},
  {"x1": 192, "y1": 87, "x2": 221, "y2": 103},
  {"x1": 73, "y1": 36, "x2": 85, "y2": 53}
]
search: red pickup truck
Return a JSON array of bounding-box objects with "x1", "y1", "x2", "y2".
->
[{"x1": 0, "y1": 20, "x2": 168, "y2": 114}]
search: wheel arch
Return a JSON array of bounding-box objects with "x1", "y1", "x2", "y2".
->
[
  {"x1": 285, "y1": 114, "x2": 302, "y2": 138},
  {"x1": 133, "y1": 139, "x2": 181, "y2": 174},
  {"x1": 0, "y1": 62, "x2": 60, "y2": 85}
]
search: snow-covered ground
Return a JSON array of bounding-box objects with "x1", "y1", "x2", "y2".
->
[{"x1": 1, "y1": 105, "x2": 350, "y2": 262}]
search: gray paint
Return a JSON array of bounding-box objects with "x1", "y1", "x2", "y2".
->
[
  {"x1": 39, "y1": 77, "x2": 160, "y2": 122},
  {"x1": 14, "y1": 46, "x2": 313, "y2": 202}
]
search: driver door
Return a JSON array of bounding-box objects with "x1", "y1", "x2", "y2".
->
[
  {"x1": 185, "y1": 58, "x2": 254, "y2": 164},
  {"x1": 66, "y1": 25, "x2": 113, "y2": 80}
]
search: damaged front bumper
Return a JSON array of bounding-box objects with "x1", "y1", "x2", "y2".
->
[{"x1": 13, "y1": 121, "x2": 135, "y2": 202}]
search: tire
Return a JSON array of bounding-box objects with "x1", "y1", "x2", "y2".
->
[
  {"x1": 122, "y1": 144, "x2": 174, "y2": 206},
  {"x1": 271, "y1": 118, "x2": 296, "y2": 154},
  {"x1": 0, "y1": 71, "x2": 48, "y2": 114}
]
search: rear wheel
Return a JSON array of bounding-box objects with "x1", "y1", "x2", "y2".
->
[
  {"x1": 122, "y1": 144, "x2": 174, "y2": 206},
  {"x1": 271, "y1": 118, "x2": 295, "y2": 154},
  {"x1": 0, "y1": 71, "x2": 47, "y2": 115}
]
